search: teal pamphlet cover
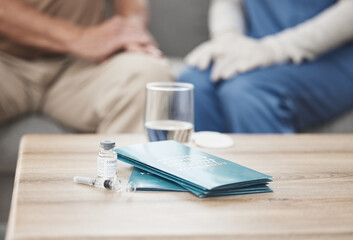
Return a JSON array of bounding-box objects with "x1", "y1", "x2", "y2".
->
[{"x1": 117, "y1": 140, "x2": 272, "y2": 197}]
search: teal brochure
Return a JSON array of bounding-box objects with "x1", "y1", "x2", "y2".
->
[
  {"x1": 129, "y1": 167, "x2": 187, "y2": 192},
  {"x1": 129, "y1": 167, "x2": 272, "y2": 197},
  {"x1": 116, "y1": 140, "x2": 272, "y2": 197}
]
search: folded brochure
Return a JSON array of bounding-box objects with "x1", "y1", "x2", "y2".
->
[
  {"x1": 116, "y1": 140, "x2": 272, "y2": 197},
  {"x1": 129, "y1": 167, "x2": 272, "y2": 197}
]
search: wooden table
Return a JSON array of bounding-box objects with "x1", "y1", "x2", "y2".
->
[{"x1": 5, "y1": 134, "x2": 353, "y2": 240}]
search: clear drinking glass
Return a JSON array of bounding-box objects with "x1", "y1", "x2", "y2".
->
[{"x1": 144, "y1": 82, "x2": 194, "y2": 143}]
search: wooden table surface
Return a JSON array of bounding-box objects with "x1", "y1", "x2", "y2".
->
[{"x1": 5, "y1": 134, "x2": 353, "y2": 240}]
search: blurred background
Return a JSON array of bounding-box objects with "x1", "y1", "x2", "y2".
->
[{"x1": 149, "y1": 0, "x2": 209, "y2": 57}]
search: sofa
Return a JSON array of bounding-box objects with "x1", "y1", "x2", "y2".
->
[{"x1": 1, "y1": 0, "x2": 353, "y2": 239}]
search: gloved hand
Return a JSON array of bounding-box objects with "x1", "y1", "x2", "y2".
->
[
  {"x1": 186, "y1": 32, "x2": 288, "y2": 82},
  {"x1": 185, "y1": 32, "x2": 242, "y2": 71},
  {"x1": 211, "y1": 35, "x2": 289, "y2": 81}
]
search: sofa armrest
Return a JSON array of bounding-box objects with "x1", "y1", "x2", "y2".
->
[{"x1": 0, "y1": 115, "x2": 73, "y2": 173}]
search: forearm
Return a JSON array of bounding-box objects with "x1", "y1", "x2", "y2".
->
[
  {"x1": 0, "y1": 0, "x2": 80, "y2": 53},
  {"x1": 113, "y1": 0, "x2": 148, "y2": 26},
  {"x1": 262, "y1": 0, "x2": 353, "y2": 63},
  {"x1": 209, "y1": 0, "x2": 245, "y2": 38}
]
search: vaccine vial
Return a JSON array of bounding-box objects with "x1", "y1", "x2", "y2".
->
[{"x1": 97, "y1": 140, "x2": 117, "y2": 181}]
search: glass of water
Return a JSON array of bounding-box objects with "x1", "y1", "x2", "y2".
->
[{"x1": 145, "y1": 82, "x2": 194, "y2": 143}]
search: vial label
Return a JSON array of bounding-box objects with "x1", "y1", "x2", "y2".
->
[{"x1": 97, "y1": 157, "x2": 117, "y2": 178}]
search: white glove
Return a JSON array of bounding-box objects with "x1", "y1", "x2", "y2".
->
[
  {"x1": 185, "y1": 40, "x2": 215, "y2": 71},
  {"x1": 210, "y1": 35, "x2": 288, "y2": 81},
  {"x1": 185, "y1": 32, "x2": 249, "y2": 71},
  {"x1": 185, "y1": 32, "x2": 286, "y2": 82}
]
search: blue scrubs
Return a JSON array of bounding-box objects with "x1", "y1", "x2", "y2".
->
[{"x1": 179, "y1": 0, "x2": 353, "y2": 133}]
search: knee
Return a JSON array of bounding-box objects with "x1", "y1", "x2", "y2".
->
[
  {"x1": 104, "y1": 53, "x2": 174, "y2": 88},
  {"x1": 179, "y1": 66, "x2": 210, "y2": 84},
  {"x1": 179, "y1": 66, "x2": 204, "y2": 83},
  {"x1": 130, "y1": 54, "x2": 174, "y2": 84},
  {"x1": 96, "y1": 53, "x2": 174, "y2": 114},
  {"x1": 178, "y1": 66, "x2": 216, "y2": 96},
  {"x1": 218, "y1": 74, "x2": 263, "y2": 107},
  {"x1": 218, "y1": 75, "x2": 294, "y2": 133}
]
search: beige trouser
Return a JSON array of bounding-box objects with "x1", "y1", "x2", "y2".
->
[{"x1": 0, "y1": 52, "x2": 173, "y2": 133}]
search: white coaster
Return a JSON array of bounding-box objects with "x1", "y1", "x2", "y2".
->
[{"x1": 193, "y1": 131, "x2": 234, "y2": 149}]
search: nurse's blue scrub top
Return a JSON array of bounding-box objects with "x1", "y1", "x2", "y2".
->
[
  {"x1": 244, "y1": 0, "x2": 353, "y2": 76},
  {"x1": 245, "y1": 0, "x2": 337, "y2": 38}
]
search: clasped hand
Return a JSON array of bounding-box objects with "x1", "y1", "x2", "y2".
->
[
  {"x1": 69, "y1": 16, "x2": 162, "y2": 62},
  {"x1": 186, "y1": 32, "x2": 281, "y2": 82}
]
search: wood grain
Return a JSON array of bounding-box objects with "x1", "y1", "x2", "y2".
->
[{"x1": 5, "y1": 134, "x2": 353, "y2": 240}]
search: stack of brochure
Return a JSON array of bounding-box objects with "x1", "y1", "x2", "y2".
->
[{"x1": 116, "y1": 140, "x2": 272, "y2": 198}]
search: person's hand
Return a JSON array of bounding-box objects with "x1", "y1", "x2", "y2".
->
[
  {"x1": 185, "y1": 40, "x2": 216, "y2": 70},
  {"x1": 185, "y1": 32, "x2": 242, "y2": 70},
  {"x1": 68, "y1": 17, "x2": 139, "y2": 61},
  {"x1": 120, "y1": 19, "x2": 163, "y2": 58},
  {"x1": 210, "y1": 34, "x2": 285, "y2": 81},
  {"x1": 186, "y1": 31, "x2": 287, "y2": 82},
  {"x1": 125, "y1": 42, "x2": 163, "y2": 57},
  {"x1": 68, "y1": 16, "x2": 162, "y2": 61}
]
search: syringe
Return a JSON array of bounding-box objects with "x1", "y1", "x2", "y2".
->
[
  {"x1": 73, "y1": 176, "x2": 122, "y2": 191},
  {"x1": 73, "y1": 176, "x2": 136, "y2": 192}
]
